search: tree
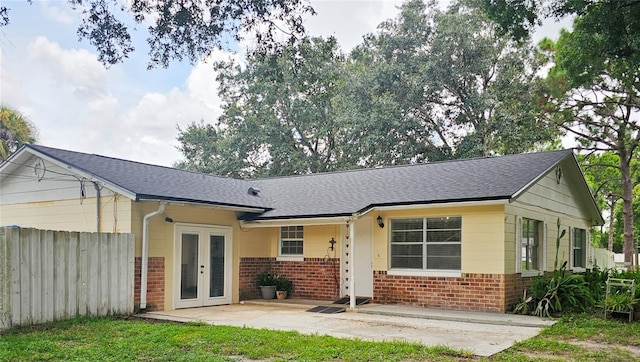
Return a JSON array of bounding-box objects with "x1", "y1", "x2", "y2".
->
[
  {"x1": 0, "y1": 105, "x2": 38, "y2": 160},
  {"x1": 177, "y1": 36, "x2": 348, "y2": 177},
  {"x1": 176, "y1": 0, "x2": 556, "y2": 177},
  {"x1": 580, "y1": 152, "x2": 626, "y2": 252},
  {"x1": 1, "y1": 0, "x2": 314, "y2": 68},
  {"x1": 347, "y1": 0, "x2": 555, "y2": 161},
  {"x1": 540, "y1": 25, "x2": 640, "y2": 264}
]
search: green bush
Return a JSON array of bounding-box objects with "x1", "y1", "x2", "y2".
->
[{"x1": 533, "y1": 261, "x2": 595, "y2": 318}]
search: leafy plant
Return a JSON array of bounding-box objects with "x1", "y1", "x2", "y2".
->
[
  {"x1": 275, "y1": 275, "x2": 293, "y2": 293},
  {"x1": 515, "y1": 218, "x2": 595, "y2": 317},
  {"x1": 604, "y1": 293, "x2": 637, "y2": 312},
  {"x1": 533, "y1": 261, "x2": 595, "y2": 318},
  {"x1": 256, "y1": 271, "x2": 277, "y2": 287}
]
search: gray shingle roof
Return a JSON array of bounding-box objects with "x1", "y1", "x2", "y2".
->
[
  {"x1": 248, "y1": 149, "x2": 574, "y2": 219},
  {"x1": 27, "y1": 145, "x2": 272, "y2": 210},
  {"x1": 23, "y1": 145, "x2": 574, "y2": 220}
]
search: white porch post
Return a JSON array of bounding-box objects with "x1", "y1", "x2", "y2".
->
[{"x1": 349, "y1": 216, "x2": 356, "y2": 310}]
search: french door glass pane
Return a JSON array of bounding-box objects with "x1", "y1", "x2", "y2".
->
[
  {"x1": 210, "y1": 235, "x2": 225, "y2": 298},
  {"x1": 180, "y1": 233, "x2": 199, "y2": 300}
]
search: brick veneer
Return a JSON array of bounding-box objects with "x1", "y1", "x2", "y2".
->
[
  {"x1": 239, "y1": 257, "x2": 341, "y2": 301},
  {"x1": 134, "y1": 257, "x2": 165, "y2": 311},
  {"x1": 373, "y1": 271, "x2": 513, "y2": 312}
]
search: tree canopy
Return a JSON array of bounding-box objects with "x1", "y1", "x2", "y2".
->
[
  {"x1": 1, "y1": 0, "x2": 314, "y2": 68},
  {"x1": 538, "y1": 4, "x2": 640, "y2": 263},
  {"x1": 0, "y1": 105, "x2": 38, "y2": 160},
  {"x1": 176, "y1": 0, "x2": 556, "y2": 177}
]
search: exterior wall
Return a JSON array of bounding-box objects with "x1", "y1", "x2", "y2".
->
[
  {"x1": 132, "y1": 202, "x2": 273, "y2": 310},
  {"x1": 239, "y1": 257, "x2": 341, "y2": 300},
  {"x1": 505, "y1": 160, "x2": 596, "y2": 275},
  {"x1": 0, "y1": 196, "x2": 133, "y2": 233},
  {"x1": 134, "y1": 257, "x2": 165, "y2": 311},
  {"x1": 238, "y1": 224, "x2": 343, "y2": 301},
  {"x1": 373, "y1": 271, "x2": 507, "y2": 312},
  {"x1": 374, "y1": 205, "x2": 506, "y2": 274},
  {"x1": 0, "y1": 155, "x2": 133, "y2": 233}
]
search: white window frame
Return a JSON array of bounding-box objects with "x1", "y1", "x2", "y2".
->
[
  {"x1": 520, "y1": 217, "x2": 544, "y2": 277},
  {"x1": 571, "y1": 227, "x2": 588, "y2": 272},
  {"x1": 389, "y1": 216, "x2": 462, "y2": 274},
  {"x1": 278, "y1": 226, "x2": 304, "y2": 261}
]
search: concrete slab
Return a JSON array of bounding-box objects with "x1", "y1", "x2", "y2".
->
[{"x1": 140, "y1": 303, "x2": 552, "y2": 357}]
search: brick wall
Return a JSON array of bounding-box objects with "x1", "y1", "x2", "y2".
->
[
  {"x1": 504, "y1": 273, "x2": 536, "y2": 311},
  {"x1": 373, "y1": 271, "x2": 509, "y2": 312},
  {"x1": 239, "y1": 257, "x2": 341, "y2": 301},
  {"x1": 134, "y1": 257, "x2": 165, "y2": 311}
]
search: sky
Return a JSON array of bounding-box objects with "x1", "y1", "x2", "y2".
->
[{"x1": 0, "y1": 0, "x2": 571, "y2": 167}]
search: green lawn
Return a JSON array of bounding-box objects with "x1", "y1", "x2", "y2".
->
[{"x1": 1, "y1": 314, "x2": 639, "y2": 361}]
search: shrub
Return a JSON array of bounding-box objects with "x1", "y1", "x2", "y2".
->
[
  {"x1": 533, "y1": 261, "x2": 595, "y2": 318},
  {"x1": 275, "y1": 275, "x2": 293, "y2": 293},
  {"x1": 256, "y1": 271, "x2": 277, "y2": 287}
]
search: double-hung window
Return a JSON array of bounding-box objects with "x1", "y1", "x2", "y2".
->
[
  {"x1": 573, "y1": 228, "x2": 587, "y2": 269},
  {"x1": 280, "y1": 226, "x2": 303, "y2": 256},
  {"x1": 521, "y1": 218, "x2": 541, "y2": 271},
  {"x1": 390, "y1": 217, "x2": 461, "y2": 271}
]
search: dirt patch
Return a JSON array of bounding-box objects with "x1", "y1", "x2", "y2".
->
[{"x1": 566, "y1": 339, "x2": 640, "y2": 358}]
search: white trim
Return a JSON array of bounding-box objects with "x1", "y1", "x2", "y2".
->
[
  {"x1": 521, "y1": 270, "x2": 543, "y2": 277},
  {"x1": 240, "y1": 200, "x2": 508, "y2": 228},
  {"x1": 387, "y1": 270, "x2": 461, "y2": 278},
  {"x1": 542, "y1": 222, "x2": 548, "y2": 272},
  {"x1": 569, "y1": 227, "x2": 574, "y2": 270},
  {"x1": 143, "y1": 199, "x2": 264, "y2": 213},
  {"x1": 516, "y1": 216, "x2": 522, "y2": 273},
  {"x1": 241, "y1": 217, "x2": 352, "y2": 228},
  {"x1": 276, "y1": 256, "x2": 303, "y2": 262}
]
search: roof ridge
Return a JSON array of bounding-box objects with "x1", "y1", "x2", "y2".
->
[{"x1": 252, "y1": 149, "x2": 574, "y2": 182}]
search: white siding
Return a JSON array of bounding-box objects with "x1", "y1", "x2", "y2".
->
[{"x1": 505, "y1": 159, "x2": 595, "y2": 274}]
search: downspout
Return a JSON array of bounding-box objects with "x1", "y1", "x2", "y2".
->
[
  {"x1": 92, "y1": 182, "x2": 101, "y2": 232},
  {"x1": 140, "y1": 203, "x2": 165, "y2": 310},
  {"x1": 349, "y1": 214, "x2": 358, "y2": 310}
]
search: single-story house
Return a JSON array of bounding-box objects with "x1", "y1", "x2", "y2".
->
[{"x1": 0, "y1": 145, "x2": 603, "y2": 313}]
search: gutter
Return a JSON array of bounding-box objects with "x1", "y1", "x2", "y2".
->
[{"x1": 140, "y1": 202, "x2": 165, "y2": 310}]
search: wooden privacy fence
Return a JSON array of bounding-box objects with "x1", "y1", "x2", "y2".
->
[{"x1": 0, "y1": 227, "x2": 135, "y2": 330}]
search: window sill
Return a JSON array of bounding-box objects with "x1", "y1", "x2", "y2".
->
[
  {"x1": 276, "y1": 256, "x2": 303, "y2": 262},
  {"x1": 387, "y1": 269, "x2": 461, "y2": 278},
  {"x1": 520, "y1": 270, "x2": 543, "y2": 278},
  {"x1": 571, "y1": 267, "x2": 587, "y2": 273}
]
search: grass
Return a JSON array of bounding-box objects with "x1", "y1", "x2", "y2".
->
[
  {"x1": 488, "y1": 314, "x2": 640, "y2": 361},
  {"x1": 1, "y1": 314, "x2": 639, "y2": 361},
  {"x1": 0, "y1": 316, "x2": 471, "y2": 361}
]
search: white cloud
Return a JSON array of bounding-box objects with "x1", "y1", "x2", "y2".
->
[
  {"x1": 27, "y1": 36, "x2": 108, "y2": 97},
  {"x1": 306, "y1": 0, "x2": 403, "y2": 52},
  {"x1": 40, "y1": 1, "x2": 76, "y2": 24}
]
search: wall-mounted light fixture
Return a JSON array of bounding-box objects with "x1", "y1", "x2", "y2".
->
[{"x1": 376, "y1": 215, "x2": 384, "y2": 229}]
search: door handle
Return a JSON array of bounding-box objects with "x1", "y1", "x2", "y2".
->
[{"x1": 201, "y1": 265, "x2": 205, "y2": 268}]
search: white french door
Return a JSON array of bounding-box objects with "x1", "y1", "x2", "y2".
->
[{"x1": 174, "y1": 224, "x2": 232, "y2": 309}]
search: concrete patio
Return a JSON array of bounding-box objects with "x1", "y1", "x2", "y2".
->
[{"x1": 139, "y1": 299, "x2": 555, "y2": 357}]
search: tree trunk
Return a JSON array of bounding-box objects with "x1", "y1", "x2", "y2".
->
[{"x1": 619, "y1": 149, "x2": 635, "y2": 266}]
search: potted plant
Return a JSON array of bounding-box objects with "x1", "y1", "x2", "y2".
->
[
  {"x1": 275, "y1": 275, "x2": 293, "y2": 299},
  {"x1": 256, "y1": 271, "x2": 277, "y2": 299}
]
